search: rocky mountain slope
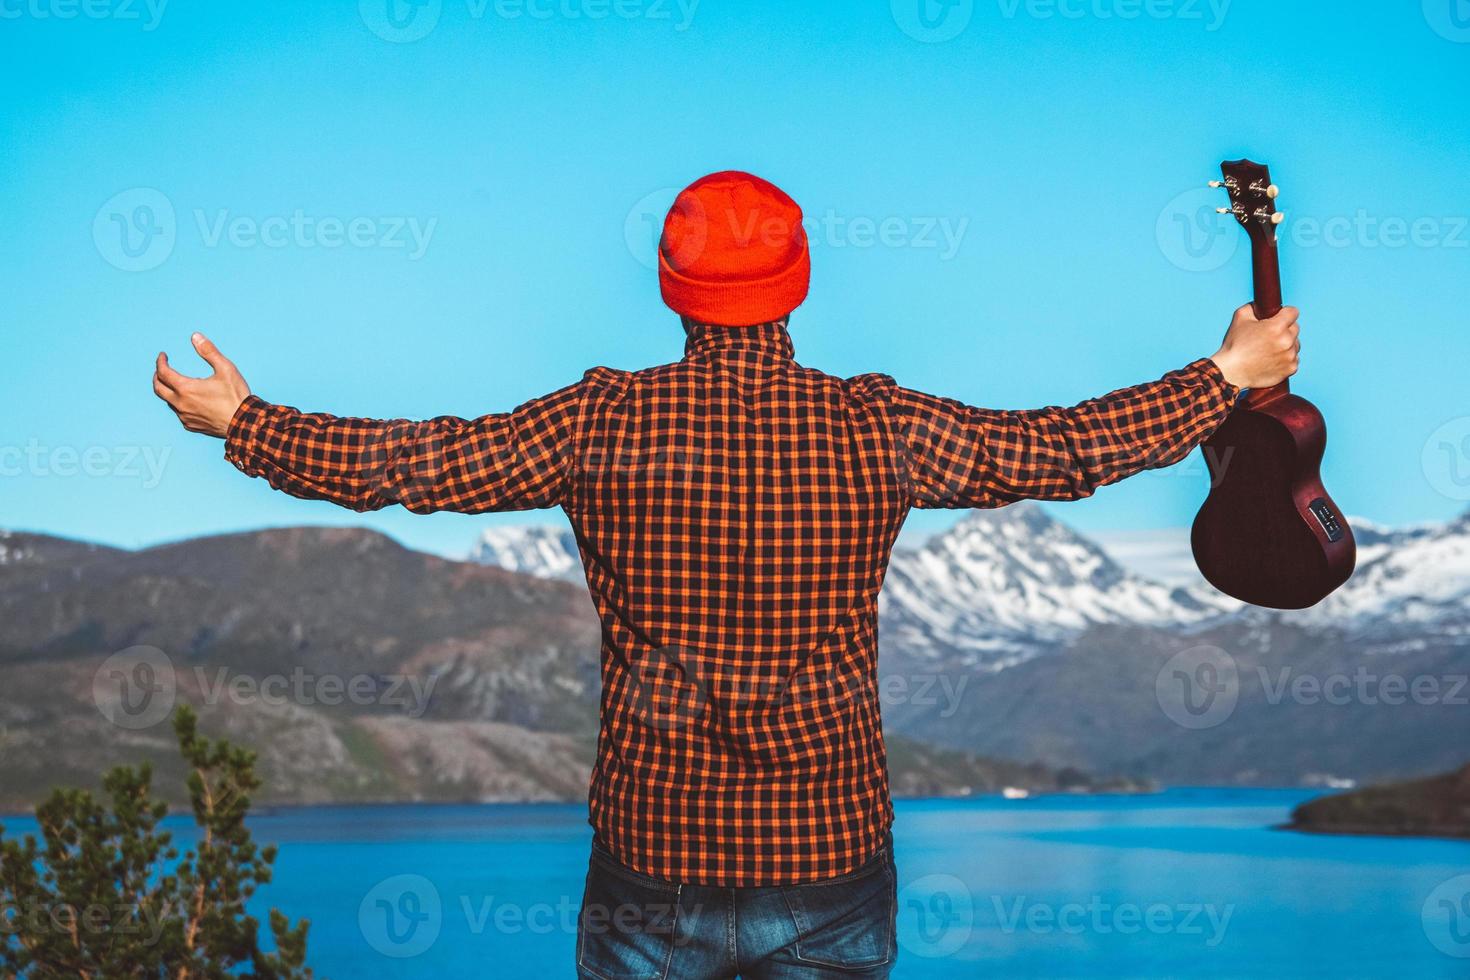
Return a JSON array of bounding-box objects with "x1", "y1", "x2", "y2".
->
[{"x1": 0, "y1": 526, "x2": 1111, "y2": 809}]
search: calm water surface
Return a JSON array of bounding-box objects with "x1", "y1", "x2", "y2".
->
[{"x1": 7, "y1": 789, "x2": 1467, "y2": 977}]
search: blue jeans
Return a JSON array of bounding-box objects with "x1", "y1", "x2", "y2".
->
[{"x1": 575, "y1": 839, "x2": 898, "y2": 979}]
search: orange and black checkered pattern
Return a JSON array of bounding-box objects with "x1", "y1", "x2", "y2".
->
[{"x1": 225, "y1": 319, "x2": 1237, "y2": 886}]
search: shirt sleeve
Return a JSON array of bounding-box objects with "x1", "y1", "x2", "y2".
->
[
  {"x1": 222, "y1": 379, "x2": 588, "y2": 514},
  {"x1": 890, "y1": 358, "x2": 1239, "y2": 510}
]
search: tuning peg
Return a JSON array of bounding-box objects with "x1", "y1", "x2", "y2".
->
[
  {"x1": 1216, "y1": 207, "x2": 1232, "y2": 214},
  {"x1": 1208, "y1": 180, "x2": 1225, "y2": 188},
  {"x1": 1266, "y1": 184, "x2": 1280, "y2": 199},
  {"x1": 1271, "y1": 212, "x2": 1285, "y2": 224}
]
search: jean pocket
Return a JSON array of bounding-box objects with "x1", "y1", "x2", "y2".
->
[
  {"x1": 779, "y1": 851, "x2": 897, "y2": 971},
  {"x1": 577, "y1": 849, "x2": 683, "y2": 980}
]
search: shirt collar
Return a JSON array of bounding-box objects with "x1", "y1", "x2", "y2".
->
[{"x1": 682, "y1": 318, "x2": 795, "y2": 361}]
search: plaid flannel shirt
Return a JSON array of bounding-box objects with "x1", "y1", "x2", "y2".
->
[{"x1": 224, "y1": 319, "x2": 1238, "y2": 886}]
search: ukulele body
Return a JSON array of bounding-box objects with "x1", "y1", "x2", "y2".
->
[{"x1": 1191, "y1": 388, "x2": 1355, "y2": 609}]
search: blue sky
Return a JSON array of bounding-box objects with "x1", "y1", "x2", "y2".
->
[{"x1": 3, "y1": 0, "x2": 1467, "y2": 560}]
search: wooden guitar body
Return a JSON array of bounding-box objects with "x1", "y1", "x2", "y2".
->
[
  {"x1": 1188, "y1": 159, "x2": 1356, "y2": 609},
  {"x1": 1192, "y1": 389, "x2": 1355, "y2": 609}
]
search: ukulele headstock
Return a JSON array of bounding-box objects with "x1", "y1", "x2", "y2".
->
[{"x1": 1211, "y1": 159, "x2": 1282, "y2": 246}]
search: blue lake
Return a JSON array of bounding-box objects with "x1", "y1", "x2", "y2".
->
[{"x1": 6, "y1": 789, "x2": 1468, "y2": 977}]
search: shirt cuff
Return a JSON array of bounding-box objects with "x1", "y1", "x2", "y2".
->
[
  {"x1": 223, "y1": 394, "x2": 275, "y2": 475},
  {"x1": 1187, "y1": 357, "x2": 1242, "y2": 413}
]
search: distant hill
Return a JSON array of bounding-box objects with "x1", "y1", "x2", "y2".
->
[
  {"x1": 1288, "y1": 764, "x2": 1470, "y2": 839},
  {"x1": 0, "y1": 526, "x2": 1119, "y2": 810},
  {"x1": 0, "y1": 526, "x2": 603, "y2": 808}
]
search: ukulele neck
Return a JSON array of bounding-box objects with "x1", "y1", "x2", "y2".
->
[{"x1": 1247, "y1": 227, "x2": 1289, "y2": 406}]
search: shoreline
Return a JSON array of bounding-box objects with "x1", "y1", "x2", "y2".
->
[{"x1": 0, "y1": 785, "x2": 1322, "y2": 820}]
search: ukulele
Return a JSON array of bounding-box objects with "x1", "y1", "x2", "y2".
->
[{"x1": 1190, "y1": 159, "x2": 1356, "y2": 609}]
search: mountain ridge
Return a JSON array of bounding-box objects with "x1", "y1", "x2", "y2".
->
[{"x1": 4, "y1": 506, "x2": 1465, "y2": 805}]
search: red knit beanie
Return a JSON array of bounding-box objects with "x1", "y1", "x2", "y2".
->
[{"x1": 659, "y1": 171, "x2": 811, "y2": 326}]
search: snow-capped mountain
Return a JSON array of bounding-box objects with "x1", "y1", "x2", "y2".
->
[
  {"x1": 467, "y1": 505, "x2": 1243, "y2": 668},
  {"x1": 880, "y1": 505, "x2": 1235, "y2": 668},
  {"x1": 1342, "y1": 516, "x2": 1440, "y2": 566},
  {"x1": 1299, "y1": 512, "x2": 1470, "y2": 639},
  {"x1": 468, "y1": 525, "x2": 583, "y2": 583},
  {"x1": 466, "y1": 506, "x2": 1470, "y2": 660}
]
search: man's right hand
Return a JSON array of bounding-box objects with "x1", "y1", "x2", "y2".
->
[{"x1": 1209, "y1": 303, "x2": 1300, "y2": 390}]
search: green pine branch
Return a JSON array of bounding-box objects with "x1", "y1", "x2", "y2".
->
[{"x1": 0, "y1": 706, "x2": 317, "y2": 979}]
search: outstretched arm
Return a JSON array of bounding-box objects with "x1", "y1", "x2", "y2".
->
[
  {"x1": 153, "y1": 333, "x2": 582, "y2": 513},
  {"x1": 894, "y1": 304, "x2": 1301, "y2": 509}
]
